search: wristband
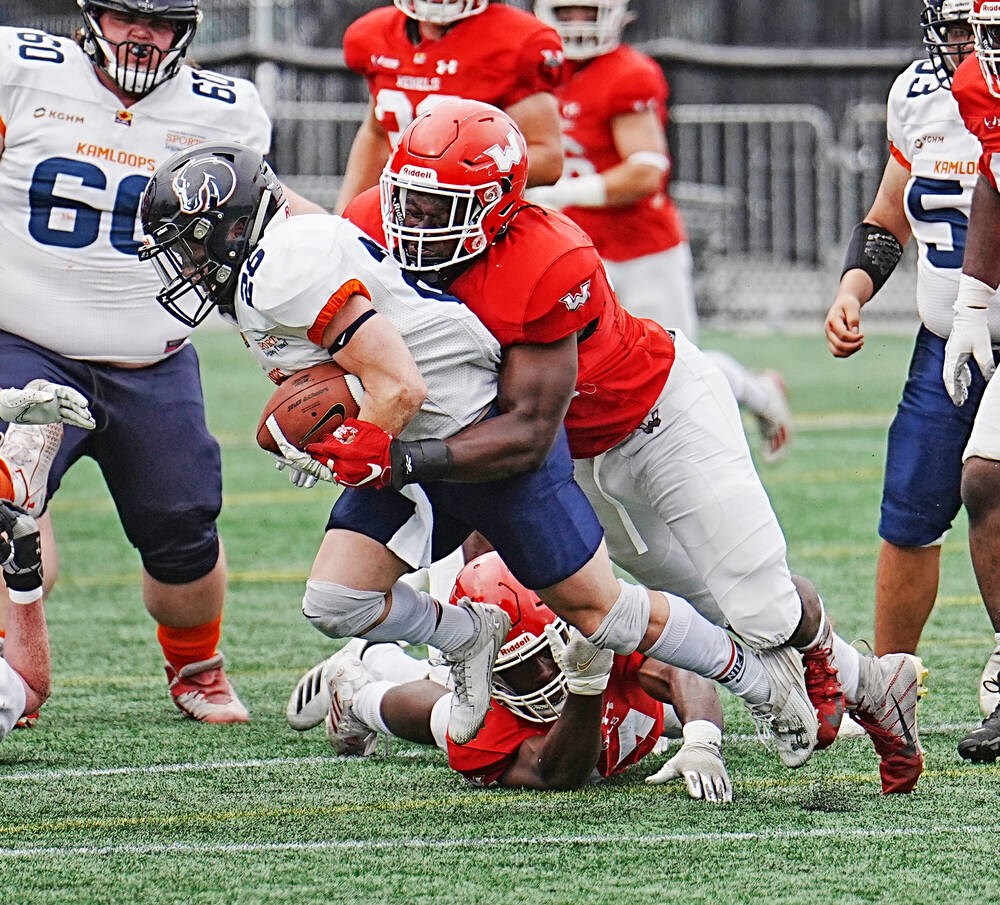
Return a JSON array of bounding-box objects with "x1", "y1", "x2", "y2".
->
[
  {"x1": 7, "y1": 586, "x2": 43, "y2": 604},
  {"x1": 680, "y1": 719, "x2": 722, "y2": 747},
  {"x1": 561, "y1": 173, "x2": 607, "y2": 208},
  {"x1": 390, "y1": 438, "x2": 453, "y2": 489},
  {"x1": 627, "y1": 151, "x2": 670, "y2": 174},
  {"x1": 841, "y1": 222, "x2": 903, "y2": 295}
]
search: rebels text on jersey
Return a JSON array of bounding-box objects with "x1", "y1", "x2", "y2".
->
[
  {"x1": 0, "y1": 27, "x2": 271, "y2": 363},
  {"x1": 345, "y1": 189, "x2": 675, "y2": 459},
  {"x1": 343, "y1": 4, "x2": 564, "y2": 150},
  {"x1": 888, "y1": 58, "x2": 984, "y2": 340},
  {"x1": 448, "y1": 652, "x2": 665, "y2": 787},
  {"x1": 235, "y1": 213, "x2": 501, "y2": 442},
  {"x1": 555, "y1": 46, "x2": 685, "y2": 263}
]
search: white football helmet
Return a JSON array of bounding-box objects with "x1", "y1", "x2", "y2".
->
[
  {"x1": 393, "y1": 0, "x2": 489, "y2": 25},
  {"x1": 534, "y1": 0, "x2": 629, "y2": 60},
  {"x1": 921, "y1": 0, "x2": 974, "y2": 87},
  {"x1": 971, "y1": 0, "x2": 1000, "y2": 97}
]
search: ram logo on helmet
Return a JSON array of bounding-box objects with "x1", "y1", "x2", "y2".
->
[{"x1": 171, "y1": 158, "x2": 238, "y2": 214}]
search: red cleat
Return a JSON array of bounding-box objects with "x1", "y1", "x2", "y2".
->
[
  {"x1": 166, "y1": 653, "x2": 249, "y2": 724},
  {"x1": 801, "y1": 620, "x2": 845, "y2": 750}
]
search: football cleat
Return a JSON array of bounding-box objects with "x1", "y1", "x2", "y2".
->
[
  {"x1": 979, "y1": 643, "x2": 1000, "y2": 717},
  {"x1": 324, "y1": 653, "x2": 378, "y2": 756},
  {"x1": 748, "y1": 644, "x2": 818, "y2": 768},
  {"x1": 958, "y1": 677, "x2": 1000, "y2": 764},
  {"x1": 444, "y1": 599, "x2": 511, "y2": 745},
  {"x1": 850, "y1": 652, "x2": 927, "y2": 794},
  {"x1": 801, "y1": 620, "x2": 845, "y2": 750},
  {"x1": 286, "y1": 640, "x2": 370, "y2": 731},
  {"x1": 13, "y1": 710, "x2": 39, "y2": 729},
  {"x1": 166, "y1": 653, "x2": 250, "y2": 724},
  {"x1": 0, "y1": 422, "x2": 63, "y2": 513},
  {"x1": 754, "y1": 369, "x2": 792, "y2": 464}
]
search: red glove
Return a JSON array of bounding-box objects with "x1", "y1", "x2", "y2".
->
[{"x1": 305, "y1": 418, "x2": 393, "y2": 489}]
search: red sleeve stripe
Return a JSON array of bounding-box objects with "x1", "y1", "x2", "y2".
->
[
  {"x1": 307, "y1": 279, "x2": 371, "y2": 346},
  {"x1": 888, "y1": 142, "x2": 911, "y2": 171}
]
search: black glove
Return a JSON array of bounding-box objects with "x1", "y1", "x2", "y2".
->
[{"x1": 0, "y1": 501, "x2": 42, "y2": 600}]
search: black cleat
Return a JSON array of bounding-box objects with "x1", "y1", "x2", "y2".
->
[{"x1": 958, "y1": 677, "x2": 1000, "y2": 763}]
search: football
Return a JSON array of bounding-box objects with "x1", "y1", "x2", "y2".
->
[{"x1": 256, "y1": 360, "x2": 364, "y2": 454}]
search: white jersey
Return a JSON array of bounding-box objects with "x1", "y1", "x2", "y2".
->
[
  {"x1": 237, "y1": 214, "x2": 501, "y2": 442},
  {"x1": 0, "y1": 657, "x2": 26, "y2": 743},
  {"x1": 0, "y1": 27, "x2": 271, "y2": 363},
  {"x1": 887, "y1": 59, "x2": 1000, "y2": 340}
]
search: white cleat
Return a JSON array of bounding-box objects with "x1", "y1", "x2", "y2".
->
[
  {"x1": 444, "y1": 600, "x2": 510, "y2": 745},
  {"x1": 0, "y1": 421, "x2": 62, "y2": 513},
  {"x1": 979, "y1": 643, "x2": 1000, "y2": 718},
  {"x1": 324, "y1": 653, "x2": 378, "y2": 756},
  {"x1": 166, "y1": 653, "x2": 250, "y2": 724},
  {"x1": 286, "y1": 640, "x2": 370, "y2": 731},
  {"x1": 748, "y1": 644, "x2": 818, "y2": 768}
]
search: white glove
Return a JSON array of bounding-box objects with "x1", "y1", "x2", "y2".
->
[
  {"x1": 524, "y1": 174, "x2": 607, "y2": 211},
  {"x1": 263, "y1": 415, "x2": 334, "y2": 484},
  {"x1": 273, "y1": 456, "x2": 318, "y2": 489},
  {"x1": 0, "y1": 379, "x2": 95, "y2": 430},
  {"x1": 645, "y1": 720, "x2": 732, "y2": 803},
  {"x1": 543, "y1": 623, "x2": 614, "y2": 695},
  {"x1": 943, "y1": 275, "x2": 997, "y2": 406}
]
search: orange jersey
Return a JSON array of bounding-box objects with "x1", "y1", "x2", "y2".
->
[
  {"x1": 343, "y1": 5, "x2": 564, "y2": 149},
  {"x1": 344, "y1": 188, "x2": 675, "y2": 459},
  {"x1": 447, "y1": 652, "x2": 665, "y2": 787},
  {"x1": 952, "y1": 53, "x2": 1000, "y2": 189},
  {"x1": 555, "y1": 46, "x2": 685, "y2": 261}
]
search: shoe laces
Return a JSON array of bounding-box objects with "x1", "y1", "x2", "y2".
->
[
  {"x1": 748, "y1": 703, "x2": 776, "y2": 749},
  {"x1": 983, "y1": 674, "x2": 1000, "y2": 697}
]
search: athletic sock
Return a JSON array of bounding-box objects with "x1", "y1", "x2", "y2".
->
[
  {"x1": 832, "y1": 634, "x2": 862, "y2": 705},
  {"x1": 361, "y1": 641, "x2": 433, "y2": 683},
  {"x1": 158, "y1": 615, "x2": 222, "y2": 671},
  {"x1": 352, "y1": 680, "x2": 395, "y2": 735}
]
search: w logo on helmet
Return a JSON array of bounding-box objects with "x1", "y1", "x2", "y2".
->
[
  {"x1": 171, "y1": 158, "x2": 238, "y2": 214},
  {"x1": 483, "y1": 129, "x2": 524, "y2": 173}
]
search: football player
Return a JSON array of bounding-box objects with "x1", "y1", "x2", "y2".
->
[
  {"x1": 936, "y1": 0, "x2": 1000, "y2": 763},
  {"x1": 825, "y1": 1, "x2": 984, "y2": 732},
  {"x1": 141, "y1": 142, "x2": 823, "y2": 763},
  {"x1": 335, "y1": 0, "x2": 565, "y2": 212},
  {"x1": 527, "y1": 0, "x2": 792, "y2": 465},
  {"x1": 0, "y1": 501, "x2": 50, "y2": 743},
  {"x1": 0, "y1": 0, "x2": 321, "y2": 726},
  {"x1": 320, "y1": 552, "x2": 733, "y2": 802},
  {"x1": 343, "y1": 99, "x2": 928, "y2": 793}
]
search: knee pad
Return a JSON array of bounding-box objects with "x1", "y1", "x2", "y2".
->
[
  {"x1": 586, "y1": 579, "x2": 650, "y2": 655},
  {"x1": 301, "y1": 580, "x2": 387, "y2": 640},
  {"x1": 142, "y1": 534, "x2": 220, "y2": 585}
]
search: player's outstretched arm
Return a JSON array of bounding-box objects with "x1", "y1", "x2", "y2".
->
[
  {"x1": 335, "y1": 104, "x2": 392, "y2": 214},
  {"x1": 498, "y1": 627, "x2": 613, "y2": 790},
  {"x1": 826, "y1": 156, "x2": 911, "y2": 359}
]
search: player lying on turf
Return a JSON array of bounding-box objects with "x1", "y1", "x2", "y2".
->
[{"x1": 308, "y1": 552, "x2": 733, "y2": 801}]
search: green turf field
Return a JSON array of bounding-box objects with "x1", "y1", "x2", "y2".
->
[{"x1": 1, "y1": 328, "x2": 998, "y2": 905}]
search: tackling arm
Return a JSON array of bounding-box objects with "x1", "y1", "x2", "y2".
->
[{"x1": 391, "y1": 335, "x2": 577, "y2": 487}]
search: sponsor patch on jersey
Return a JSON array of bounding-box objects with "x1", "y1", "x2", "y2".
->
[
  {"x1": 115, "y1": 109, "x2": 133, "y2": 127},
  {"x1": 33, "y1": 106, "x2": 85, "y2": 124},
  {"x1": 933, "y1": 159, "x2": 977, "y2": 175},
  {"x1": 166, "y1": 130, "x2": 206, "y2": 152},
  {"x1": 254, "y1": 334, "x2": 290, "y2": 358},
  {"x1": 560, "y1": 279, "x2": 591, "y2": 311},
  {"x1": 371, "y1": 54, "x2": 400, "y2": 70}
]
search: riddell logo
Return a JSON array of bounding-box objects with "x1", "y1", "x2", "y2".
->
[
  {"x1": 982, "y1": 1, "x2": 1000, "y2": 10},
  {"x1": 399, "y1": 165, "x2": 438, "y2": 182}
]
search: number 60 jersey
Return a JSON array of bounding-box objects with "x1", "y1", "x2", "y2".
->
[
  {"x1": 888, "y1": 57, "x2": 985, "y2": 340},
  {"x1": 0, "y1": 27, "x2": 270, "y2": 363}
]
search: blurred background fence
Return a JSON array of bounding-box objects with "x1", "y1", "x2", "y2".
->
[{"x1": 4, "y1": 0, "x2": 929, "y2": 331}]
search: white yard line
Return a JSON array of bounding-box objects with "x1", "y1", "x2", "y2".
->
[{"x1": 0, "y1": 825, "x2": 995, "y2": 859}]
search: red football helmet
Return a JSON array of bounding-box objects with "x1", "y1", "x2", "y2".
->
[
  {"x1": 393, "y1": 0, "x2": 489, "y2": 25},
  {"x1": 450, "y1": 552, "x2": 569, "y2": 723},
  {"x1": 972, "y1": 0, "x2": 1000, "y2": 97},
  {"x1": 380, "y1": 99, "x2": 528, "y2": 272}
]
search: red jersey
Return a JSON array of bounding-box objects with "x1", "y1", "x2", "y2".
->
[
  {"x1": 343, "y1": 5, "x2": 564, "y2": 150},
  {"x1": 446, "y1": 652, "x2": 665, "y2": 787},
  {"x1": 953, "y1": 53, "x2": 1000, "y2": 189},
  {"x1": 345, "y1": 188, "x2": 675, "y2": 458},
  {"x1": 555, "y1": 46, "x2": 686, "y2": 262}
]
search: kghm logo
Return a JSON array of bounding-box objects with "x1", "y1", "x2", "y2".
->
[{"x1": 171, "y1": 157, "x2": 237, "y2": 214}]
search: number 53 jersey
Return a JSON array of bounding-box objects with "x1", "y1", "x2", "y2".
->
[
  {"x1": 0, "y1": 27, "x2": 271, "y2": 363},
  {"x1": 888, "y1": 57, "x2": 985, "y2": 341}
]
